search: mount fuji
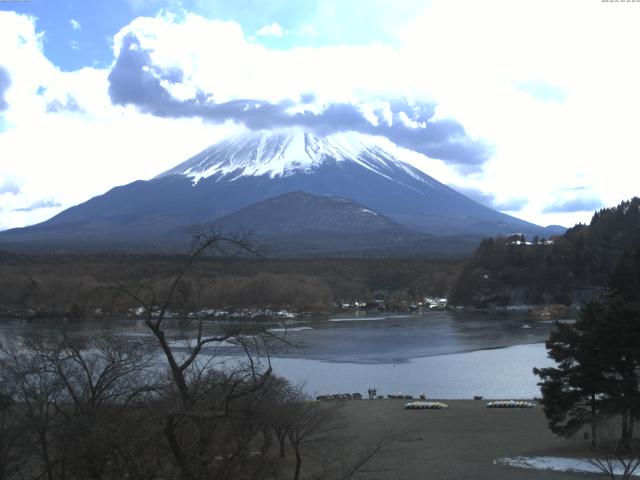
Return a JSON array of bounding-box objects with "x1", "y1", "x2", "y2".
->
[{"x1": 0, "y1": 129, "x2": 562, "y2": 254}]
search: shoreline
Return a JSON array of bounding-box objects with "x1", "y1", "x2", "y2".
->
[
  {"x1": 269, "y1": 343, "x2": 552, "y2": 400},
  {"x1": 0, "y1": 300, "x2": 579, "y2": 324}
]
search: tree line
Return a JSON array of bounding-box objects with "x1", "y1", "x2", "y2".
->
[
  {"x1": 450, "y1": 197, "x2": 640, "y2": 307},
  {"x1": 0, "y1": 251, "x2": 459, "y2": 316}
]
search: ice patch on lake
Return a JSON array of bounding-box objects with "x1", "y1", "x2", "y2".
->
[
  {"x1": 166, "y1": 338, "x2": 236, "y2": 349},
  {"x1": 329, "y1": 317, "x2": 385, "y2": 322},
  {"x1": 497, "y1": 456, "x2": 640, "y2": 476},
  {"x1": 122, "y1": 332, "x2": 153, "y2": 338},
  {"x1": 267, "y1": 327, "x2": 313, "y2": 333},
  {"x1": 329, "y1": 315, "x2": 411, "y2": 322}
]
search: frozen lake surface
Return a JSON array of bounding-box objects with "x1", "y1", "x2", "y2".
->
[
  {"x1": 0, "y1": 310, "x2": 561, "y2": 399},
  {"x1": 270, "y1": 342, "x2": 552, "y2": 399}
]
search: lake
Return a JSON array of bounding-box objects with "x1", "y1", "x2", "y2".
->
[
  {"x1": 0, "y1": 309, "x2": 563, "y2": 399},
  {"x1": 265, "y1": 310, "x2": 559, "y2": 398}
]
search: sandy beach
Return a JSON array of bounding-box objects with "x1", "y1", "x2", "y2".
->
[{"x1": 327, "y1": 399, "x2": 595, "y2": 480}]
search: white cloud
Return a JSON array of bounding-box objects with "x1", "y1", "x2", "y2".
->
[
  {"x1": 256, "y1": 22, "x2": 284, "y2": 38},
  {"x1": 1, "y1": 3, "x2": 639, "y2": 231},
  {"x1": 0, "y1": 11, "x2": 236, "y2": 229},
  {"x1": 398, "y1": 0, "x2": 640, "y2": 226},
  {"x1": 70, "y1": 19, "x2": 81, "y2": 30},
  {"x1": 112, "y1": 13, "x2": 403, "y2": 106}
]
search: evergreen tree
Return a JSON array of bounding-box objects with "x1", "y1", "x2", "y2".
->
[
  {"x1": 535, "y1": 244, "x2": 640, "y2": 446},
  {"x1": 598, "y1": 246, "x2": 640, "y2": 446},
  {"x1": 534, "y1": 302, "x2": 608, "y2": 446}
]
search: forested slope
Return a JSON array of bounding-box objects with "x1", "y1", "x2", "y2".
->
[{"x1": 450, "y1": 198, "x2": 640, "y2": 307}]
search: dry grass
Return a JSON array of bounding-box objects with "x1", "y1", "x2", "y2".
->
[{"x1": 317, "y1": 399, "x2": 595, "y2": 480}]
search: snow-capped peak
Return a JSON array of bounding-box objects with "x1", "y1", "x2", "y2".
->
[{"x1": 157, "y1": 128, "x2": 436, "y2": 186}]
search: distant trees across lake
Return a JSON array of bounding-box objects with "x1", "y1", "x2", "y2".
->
[
  {"x1": 450, "y1": 197, "x2": 640, "y2": 307},
  {"x1": 0, "y1": 252, "x2": 459, "y2": 317}
]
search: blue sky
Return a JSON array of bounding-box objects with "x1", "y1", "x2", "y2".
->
[
  {"x1": 2, "y1": 0, "x2": 423, "y2": 70},
  {"x1": 2, "y1": 0, "x2": 141, "y2": 70},
  {"x1": 1, "y1": 0, "x2": 639, "y2": 230}
]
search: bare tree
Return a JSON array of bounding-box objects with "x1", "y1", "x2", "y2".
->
[
  {"x1": 0, "y1": 384, "x2": 22, "y2": 480},
  {"x1": 286, "y1": 400, "x2": 342, "y2": 480},
  {"x1": 112, "y1": 227, "x2": 262, "y2": 402},
  {"x1": 1, "y1": 339, "x2": 64, "y2": 480},
  {"x1": 36, "y1": 332, "x2": 157, "y2": 479},
  {"x1": 23, "y1": 331, "x2": 157, "y2": 411},
  {"x1": 588, "y1": 424, "x2": 640, "y2": 480},
  {"x1": 111, "y1": 226, "x2": 282, "y2": 480},
  {"x1": 310, "y1": 431, "x2": 399, "y2": 480},
  {"x1": 0, "y1": 330, "x2": 160, "y2": 480}
]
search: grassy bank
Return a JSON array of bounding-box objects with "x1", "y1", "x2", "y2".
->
[{"x1": 317, "y1": 399, "x2": 591, "y2": 480}]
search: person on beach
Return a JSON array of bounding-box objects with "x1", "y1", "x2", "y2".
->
[{"x1": 367, "y1": 388, "x2": 373, "y2": 400}]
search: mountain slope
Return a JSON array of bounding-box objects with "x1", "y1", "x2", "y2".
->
[
  {"x1": 161, "y1": 191, "x2": 446, "y2": 256},
  {"x1": 0, "y1": 129, "x2": 559, "y2": 252},
  {"x1": 210, "y1": 191, "x2": 411, "y2": 236}
]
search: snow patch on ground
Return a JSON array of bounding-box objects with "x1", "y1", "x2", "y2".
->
[
  {"x1": 497, "y1": 456, "x2": 640, "y2": 476},
  {"x1": 359, "y1": 208, "x2": 378, "y2": 215}
]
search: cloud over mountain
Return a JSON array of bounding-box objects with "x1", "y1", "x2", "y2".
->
[
  {"x1": 14, "y1": 198, "x2": 63, "y2": 212},
  {"x1": 0, "y1": 66, "x2": 11, "y2": 111},
  {"x1": 2, "y1": 2, "x2": 640, "y2": 231},
  {"x1": 108, "y1": 33, "x2": 490, "y2": 168}
]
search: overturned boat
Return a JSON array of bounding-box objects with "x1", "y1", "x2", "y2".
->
[
  {"x1": 486, "y1": 400, "x2": 535, "y2": 408},
  {"x1": 404, "y1": 401, "x2": 449, "y2": 410}
]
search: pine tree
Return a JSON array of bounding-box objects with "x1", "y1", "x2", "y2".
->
[
  {"x1": 534, "y1": 302, "x2": 608, "y2": 446},
  {"x1": 535, "y1": 244, "x2": 640, "y2": 446},
  {"x1": 598, "y1": 246, "x2": 640, "y2": 446}
]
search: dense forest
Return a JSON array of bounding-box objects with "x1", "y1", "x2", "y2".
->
[
  {"x1": 0, "y1": 253, "x2": 459, "y2": 316},
  {"x1": 449, "y1": 198, "x2": 640, "y2": 307}
]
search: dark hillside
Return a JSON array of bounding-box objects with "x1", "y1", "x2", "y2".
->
[{"x1": 449, "y1": 198, "x2": 640, "y2": 307}]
